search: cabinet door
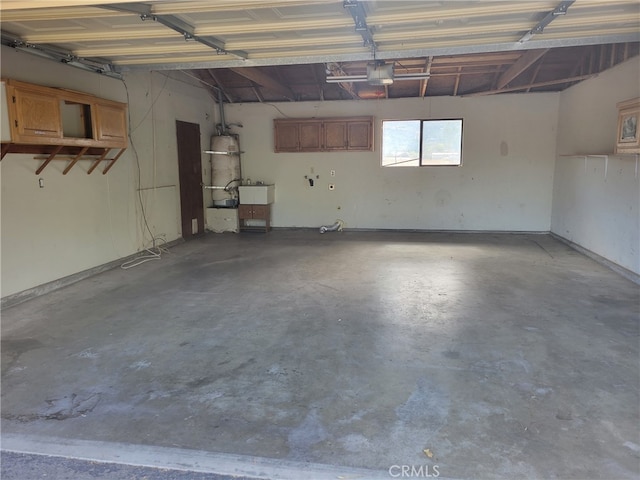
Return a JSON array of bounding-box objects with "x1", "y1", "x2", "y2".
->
[
  {"x1": 298, "y1": 121, "x2": 322, "y2": 151},
  {"x1": 238, "y1": 204, "x2": 253, "y2": 219},
  {"x1": 347, "y1": 120, "x2": 372, "y2": 150},
  {"x1": 252, "y1": 204, "x2": 269, "y2": 219},
  {"x1": 10, "y1": 85, "x2": 62, "y2": 142},
  {"x1": 95, "y1": 103, "x2": 127, "y2": 147},
  {"x1": 274, "y1": 121, "x2": 299, "y2": 152},
  {"x1": 324, "y1": 121, "x2": 347, "y2": 150}
]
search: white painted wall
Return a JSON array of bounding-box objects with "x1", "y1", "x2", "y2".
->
[
  {"x1": 224, "y1": 94, "x2": 559, "y2": 231},
  {"x1": 552, "y1": 57, "x2": 640, "y2": 275},
  {"x1": 1, "y1": 46, "x2": 215, "y2": 297}
]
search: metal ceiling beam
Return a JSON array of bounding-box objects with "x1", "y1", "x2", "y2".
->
[
  {"x1": 0, "y1": 31, "x2": 120, "y2": 78},
  {"x1": 0, "y1": 7, "x2": 125, "y2": 21},
  {"x1": 519, "y1": 1, "x2": 576, "y2": 43},
  {"x1": 0, "y1": 0, "x2": 133, "y2": 9},
  {"x1": 497, "y1": 48, "x2": 549, "y2": 89},
  {"x1": 343, "y1": 0, "x2": 375, "y2": 50},
  {"x1": 99, "y1": 3, "x2": 248, "y2": 60},
  {"x1": 228, "y1": 67, "x2": 295, "y2": 100}
]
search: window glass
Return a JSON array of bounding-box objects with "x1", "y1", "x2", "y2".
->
[
  {"x1": 382, "y1": 119, "x2": 463, "y2": 167},
  {"x1": 421, "y1": 119, "x2": 462, "y2": 166},
  {"x1": 382, "y1": 120, "x2": 420, "y2": 167}
]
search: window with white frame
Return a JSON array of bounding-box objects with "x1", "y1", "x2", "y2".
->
[{"x1": 382, "y1": 119, "x2": 463, "y2": 167}]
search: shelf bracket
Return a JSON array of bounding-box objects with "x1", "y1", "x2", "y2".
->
[
  {"x1": 35, "y1": 145, "x2": 63, "y2": 175},
  {"x1": 102, "y1": 148, "x2": 126, "y2": 174},
  {"x1": 63, "y1": 146, "x2": 89, "y2": 175},
  {"x1": 87, "y1": 148, "x2": 111, "y2": 174}
]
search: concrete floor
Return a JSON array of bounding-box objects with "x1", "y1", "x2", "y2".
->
[{"x1": 1, "y1": 231, "x2": 639, "y2": 479}]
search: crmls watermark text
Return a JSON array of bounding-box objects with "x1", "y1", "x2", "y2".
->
[{"x1": 388, "y1": 464, "x2": 440, "y2": 478}]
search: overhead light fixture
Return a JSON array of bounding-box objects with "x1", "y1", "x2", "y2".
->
[
  {"x1": 326, "y1": 63, "x2": 430, "y2": 84},
  {"x1": 367, "y1": 62, "x2": 394, "y2": 85}
]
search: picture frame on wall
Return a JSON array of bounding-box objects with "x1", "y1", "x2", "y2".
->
[{"x1": 615, "y1": 97, "x2": 639, "y2": 154}]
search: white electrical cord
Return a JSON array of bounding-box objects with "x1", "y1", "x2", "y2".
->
[
  {"x1": 120, "y1": 236, "x2": 169, "y2": 270},
  {"x1": 120, "y1": 73, "x2": 170, "y2": 270}
]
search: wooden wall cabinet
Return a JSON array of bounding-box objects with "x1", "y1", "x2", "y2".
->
[
  {"x1": 1, "y1": 78, "x2": 128, "y2": 174},
  {"x1": 274, "y1": 116, "x2": 373, "y2": 152}
]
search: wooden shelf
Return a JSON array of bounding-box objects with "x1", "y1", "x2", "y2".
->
[
  {"x1": 1, "y1": 143, "x2": 126, "y2": 175},
  {"x1": 559, "y1": 153, "x2": 639, "y2": 158},
  {"x1": 559, "y1": 153, "x2": 639, "y2": 178}
]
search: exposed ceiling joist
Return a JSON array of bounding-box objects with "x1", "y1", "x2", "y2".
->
[
  {"x1": 204, "y1": 70, "x2": 233, "y2": 104},
  {"x1": 469, "y1": 73, "x2": 596, "y2": 96},
  {"x1": 497, "y1": 49, "x2": 550, "y2": 89},
  {"x1": 228, "y1": 67, "x2": 295, "y2": 101},
  {"x1": 420, "y1": 57, "x2": 433, "y2": 97},
  {"x1": 185, "y1": 69, "x2": 218, "y2": 99}
]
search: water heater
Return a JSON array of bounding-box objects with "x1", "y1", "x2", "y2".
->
[{"x1": 210, "y1": 135, "x2": 241, "y2": 207}]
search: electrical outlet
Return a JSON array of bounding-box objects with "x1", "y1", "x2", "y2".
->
[
  {"x1": 328, "y1": 184, "x2": 335, "y2": 191},
  {"x1": 330, "y1": 169, "x2": 336, "y2": 177}
]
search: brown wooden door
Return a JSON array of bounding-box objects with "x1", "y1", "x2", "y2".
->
[{"x1": 176, "y1": 120, "x2": 204, "y2": 240}]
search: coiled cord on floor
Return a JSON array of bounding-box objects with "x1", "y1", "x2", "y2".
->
[{"x1": 120, "y1": 237, "x2": 169, "y2": 270}]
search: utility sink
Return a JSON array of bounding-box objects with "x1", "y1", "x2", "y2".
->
[{"x1": 238, "y1": 184, "x2": 275, "y2": 205}]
